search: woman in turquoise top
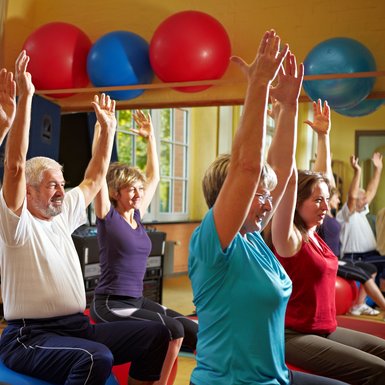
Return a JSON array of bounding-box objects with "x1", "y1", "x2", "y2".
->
[{"x1": 188, "y1": 30, "x2": 348, "y2": 385}]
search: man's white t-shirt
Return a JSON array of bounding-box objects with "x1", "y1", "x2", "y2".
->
[
  {"x1": 336, "y1": 202, "x2": 377, "y2": 256},
  {"x1": 0, "y1": 187, "x2": 87, "y2": 320}
]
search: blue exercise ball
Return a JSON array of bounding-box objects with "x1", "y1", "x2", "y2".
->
[
  {"x1": 303, "y1": 37, "x2": 376, "y2": 109},
  {"x1": 334, "y1": 98, "x2": 384, "y2": 117},
  {"x1": 87, "y1": 31, "x2": 154, "y2": 100}
]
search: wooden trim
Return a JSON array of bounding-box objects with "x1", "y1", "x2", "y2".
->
[
  {"x1": 355, "y1": 130, "x2": 385, "y2": 156},
  {"x1": 36, "y1": 70, "x2": 385, "y2": 97}
]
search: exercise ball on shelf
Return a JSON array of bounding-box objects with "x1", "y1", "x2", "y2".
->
[
  {"x1": 334, "y1": 98, "x2": 384, "y2": 117},
  {"x1": 303, "y1": 37, "x2": 376, "y2": 109},
  {"x1": 150, "y1": 10, "x2": 231, "y2": 92},
  {"x1": 22, "y1": 22, "x2": 92, "y2": 98},
  {"x1": 335, "y1": 276, "x2": 358, "y2": 315},
  {"x1": 87, "y1": 31, "x2": 154, "y2": 101}
]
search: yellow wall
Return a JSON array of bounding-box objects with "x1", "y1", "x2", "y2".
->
[{"x1": 188, "y1": 107, "x2": 218, "y2": 220}]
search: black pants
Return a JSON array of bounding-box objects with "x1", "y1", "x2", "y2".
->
[
  {"x1": 92, "y1": 293, "x2": 198, "y2": 351},
  {"x1": 0, "y1": 312, "x2": 169, "y2": 385}
]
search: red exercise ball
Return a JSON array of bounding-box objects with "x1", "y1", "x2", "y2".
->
[
  {"x1": 23, "y1": 22, "x2": 92, "y2": 98},
  {"x1": 335, "y1": 276, "x2": 358, "y2": 315},
  {"x1": 150, "y1": 10, "x2": 231, "y2": 92},
  {"x1": 112, "y1": 358, "x2": 178, "y2": 385}
]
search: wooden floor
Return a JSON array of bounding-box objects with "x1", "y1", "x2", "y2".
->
[{"x1": 163, "y1": 273, "x2": 196, "y2": 385}]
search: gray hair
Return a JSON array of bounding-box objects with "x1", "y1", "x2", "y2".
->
[{"x1": 25, "y1": 157, "x2": 63, "y2": 186}]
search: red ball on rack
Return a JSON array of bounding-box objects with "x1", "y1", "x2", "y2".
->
[
  {"x1": 23, "y1": 22, "x2": 91, "y2": 98},
  {"x1": 150, "y1": 11, "x2": 231, "y2": 93}
]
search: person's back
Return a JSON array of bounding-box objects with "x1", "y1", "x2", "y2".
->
[
  {"x1": 336, "y1": 153, "x2": 383, "y2": 257},
  {"x1": 336, "y1": 201, "x2": 377, "y2": 255}
]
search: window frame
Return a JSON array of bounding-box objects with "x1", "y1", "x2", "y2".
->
[{"x1": 115, "y1": 108, "x2": 190, "y2": 223}]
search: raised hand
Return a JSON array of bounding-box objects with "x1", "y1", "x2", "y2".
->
[
  {"x1": 15, "y1": 50, "x2": 34, "y2": 97},
  {"x1": 372, "y1": 152, "x2": 383, "y2": 170},
  {"x1": 231, "y1": 30, "x2": 289, "y2": 86},
  {"x1": 91, "y1": 93, "x2": 116, "y2": 132},
  {"x1": 132, "y1": 110, "x2": 153, "y2": 139},
  {"x1": 267, "y1": 96, "x2": 281, "y2": 121},
  {"x1": 269, "y1": 51, "x2": 304, "y2": 105},
  {"x1": 350, "y1": 155, "x2": 361, "y2": 172},
  {"x1": 304, "y1": 99, "x2": 330, "y2": 135},
  {"x1": 0, "y1": 68, "x2": 16, "y2": 133}
]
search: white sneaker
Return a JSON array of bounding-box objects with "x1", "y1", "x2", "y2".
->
[{"x1": 350, "y1": 303, "x2": 380, "y2": 316}]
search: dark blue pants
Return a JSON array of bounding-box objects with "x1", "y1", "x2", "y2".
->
[
  {"x1": 343, "y1": 250, "x2": 385, "y2": 286},
  {"x1": 0, "y1": 313, "x2": 169, "y2": 385}
]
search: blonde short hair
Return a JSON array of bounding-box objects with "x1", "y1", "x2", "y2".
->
[
  {"x1": 202, "y1": 154, "x2": 277, "y2": 208},
  {"x1": 107, "y1": 162, "x2": 146, "y2": 206},
  {"x1": 25, "y1": 157, "x2": 63, "y2": 186}
]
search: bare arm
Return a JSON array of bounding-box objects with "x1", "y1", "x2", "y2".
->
[
  {"x1": 79, "y1": 93, "x2": 116, "y2": 207},
  {"x1": 131, "y1": 110, "x2": 160, "y2": 218},
  {"x1": 92, "y1": 121, "x2": 110, "y2": 219},
  {"x1": 306, "y1": 99, "x2": 335, "y2": 187},
  {"x1": 213, "y1": 30, "x2": 288, "y2": 249},
  {"x1": 0, "y1": 68, "x2": 16, "y2": 146},
  {"x1": 3, "y1": 51, "x2": 34, "y2": 215},
  {"x1": 264, "y1": 52, "x2": 304, "y2": 228},
  {"x1": 347, "y1": 155, "x2": 361, "y2": 212},
  {"x1": 271, "y1": 166, "x2": 302, "y2": 256},
  {"x1": 365, "y1": 152, "x2": 383, "y2": 204}
]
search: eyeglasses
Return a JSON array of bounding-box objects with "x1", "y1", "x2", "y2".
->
[{"x1": 255, "y1": 192, "x2": 273, "y2": 205}]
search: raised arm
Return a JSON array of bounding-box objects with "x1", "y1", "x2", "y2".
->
[
  {"x1": 3, "y1": 51, "x2": 34, "y2": 214},
  {"x1": 79, "y1": 93, "x2": 116, "y2": 207},
  {"x1": 91, "y1": 121, "x2": 110, "y2": 219},
  {"x1": 305, "y1": 99, "x2": 334, "y2": 186},
  {"x1": 0, "y1": 68, "x2": 16, "y2": 146},
  {"x1": 132, "y1": 110, "x2": 160, "y2": 217},
  {"x1": 347, "y1": 155, "x2": 361, "y2": 212},
  {"x1": 264, "y1": 52, "x2": 304, "y2": 228},
  {"x1": 213, "y1": 30, "x2": 288, "y2": 249},
  {"x1": 365, "y1": 152, "x2": 383, "y2": 204}
]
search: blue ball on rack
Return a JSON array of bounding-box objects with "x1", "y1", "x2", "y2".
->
[
  {"x1": 87, "y1": 31, "x2": 154, "y2": 101},
  {"x1": 303, "y1": 37, "x2": 376, "y2": 109},
  {"x1": 334, "y1": 98, "x2": 384, "y2": 117}
]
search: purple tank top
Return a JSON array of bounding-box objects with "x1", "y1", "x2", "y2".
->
[{"x1": 95, "y1": 206, "x2": 151, "y2": 297}]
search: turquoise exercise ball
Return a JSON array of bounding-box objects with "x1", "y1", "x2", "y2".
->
[
  {"x1": 303, "y1": 37, "x2": 376, "y2": 109},
  {"x1": 334, "y1": 98, "x2": 384, "y2": 117},
  {"x1": 87, "y1": 31, "x2": 154, "y2": 100}
]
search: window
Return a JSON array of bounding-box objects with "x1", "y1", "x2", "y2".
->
[{"x1": 116, "y1": 108, "x2": 189, "y2": 222}]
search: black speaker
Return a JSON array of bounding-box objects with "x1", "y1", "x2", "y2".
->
[
  {"x1": 59, "y1": 113, "x2": 92, "y2": 188},
  {"x1": 0, "y1": 95, "x2": 61, "y2": 182},
  {"x1": 59, "y1": 112, "x2": 118, "y2": 188}
]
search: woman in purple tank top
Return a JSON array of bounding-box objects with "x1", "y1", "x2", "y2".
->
[{"x1": 90, "y1": 110, "x2": 197, "y2": 385}]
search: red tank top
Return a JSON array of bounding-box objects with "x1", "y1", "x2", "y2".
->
[{"x1": 275, "y1": 233, "x2": 338, "y2": 334}]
